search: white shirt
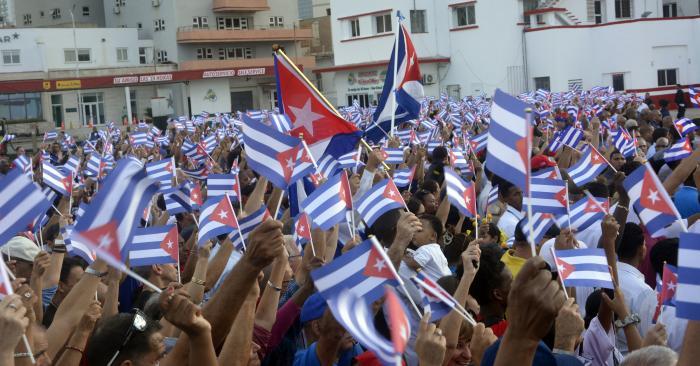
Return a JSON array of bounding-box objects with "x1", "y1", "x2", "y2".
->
[
  {"x1": 477, "y1": 180, "x2": 492, "y2": 217},
  {"x1": 575, "y1": 223, "x2": 602, "y2": 249},
  {"x1": 657, "y1": 305, "x2": 688, "y2": 352},
  {"x1": 497, "y1": 205, "x2": 523, "y2": 239},
  {"x1": 411, "y1": 243, "x2": 451, "y2": 280},
  {"x1": 615, "y1": 262, "x2": 658, "y2": 355}
]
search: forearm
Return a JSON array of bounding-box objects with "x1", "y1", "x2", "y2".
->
[
  {"x1": 46, "y1": 251, "x2": 65, "y2": 287},
  {"x1": 439, "y1": 271, "x2": 473, "y2": 346},
  {"x1": 436, "y1": 195, "x2": 450, "y2": 227},
  {"x1": 187, "y1": 331, "x2": 218, "y2": 366},
  {"x1": 53, "y1": 329, "x2": 91, "y2": 366},
  {"x1": 205, "y1": 240, "x2": 233, "y2": 291},
  {"x1": 388, "y1": 242, "x2": 407, "y2": 273},
  {"x1": 180, "y1": 246, "x2": 198, "y2": 284},
  {"x1": 678, "y1": 320, "x2": 700, "y2": 366},
  {"x1": 266, "y1": 188, "x2": 283, "y2": 215},
  {"x1": 103, "y1": 280, "x2": 120, "y2": 317},
  {"x1": 255, "y1": 258, "x2": 286, "y2": 331},
  {"x1": 29, "y1": 276, "x2": 44, "y2": 323},
  {"x1": 323, "y1": 226, "x2": 339, "y2": 264},
  {"x1": 186, "y1": 257, "x2": 209, "y2": 304},
  {"x1": 244, "y1": 177, "x2": 267, "y2": 215},
  {"x1": 46, "y1": 260, "x2": 107, "y2": 359},
  {"x1": 664, "y1": 150, "x2": 700, "y2": 196},
  {"x1": 622, "y1": 323, "x2": 643, "y2": 352},
  {"x1": 311, "y1": 228, "x2": 326, "y2": 260},
  {"x1": 217, "y1": 297, "x2": 256, "y2": 366}
]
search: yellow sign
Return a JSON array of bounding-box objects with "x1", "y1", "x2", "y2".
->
[
  {"x1": 42, "y1": 81, "x2": 51, "y2": 90},
  {"x1": 56, "y1": 80, "x2": 82, "y2": 90}
]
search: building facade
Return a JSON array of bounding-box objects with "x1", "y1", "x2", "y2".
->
[
  {"x1": 9, "y1": 0, "x2": 106, "y2": 28},
  {"x1": 321, "y1": 0, "x2": 700, "y2": 107},
  {"x1": 104, "y1": 0, "x2": 314, "y2": 112}
]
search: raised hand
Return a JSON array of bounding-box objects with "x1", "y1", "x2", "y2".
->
[
  {"x1": 160, "y1": 286, "x2": 211, "y2": 336},
  {"x1": 243, "y1": 219, "x2": 285, "y2": 270},
  {"x1": 470, "y1": 323, "x2": 497, "y2": 366},
  {"x1": 554, "y1": 298, "x2": 585, "y2": 352},
  {"x1": 0, "y1": 294, "x2": 29, "y2": 355},
  {"x1": 415, "y1": 312, "x2": 446, "y2": 366}
]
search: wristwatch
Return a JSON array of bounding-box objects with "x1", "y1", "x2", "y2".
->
[
  {"x1": 85, "y1": 267, "x2": 108, "y2": 278},
  {"x1": 614, "y1": 313, "x2": 641, "y2": 329}
]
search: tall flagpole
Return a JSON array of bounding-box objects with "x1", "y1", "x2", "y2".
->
[{"x1": 390, "y1": 11, "x2": 401, "y2": 137}]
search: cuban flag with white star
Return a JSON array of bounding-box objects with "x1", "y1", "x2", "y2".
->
[
  {"x1": 311, "y1": 238, "x2": 400, "y2": 306},
  {"x1": 128, "y1": 225, "x2": 179, "y2": 267},
  {"x1": 623, "y1": 163, "x2": 683, "y2": 238},
  {"x1": 197, "y1": 195, "x2": 239, "y2": 247},
  {"x1": 274, "y1": 50, "x2": 361, "y2": 159}
]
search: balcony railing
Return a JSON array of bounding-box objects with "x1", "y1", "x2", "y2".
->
[
  {"x1": 177, "y1": 25, "x2": 312, "y2": 43},
  {"x1": 212, "y1": 0, "x2": 269, "y2": 12},
  {"x1": 178, "y1": 56, "x2": 316, "y2": 71}
]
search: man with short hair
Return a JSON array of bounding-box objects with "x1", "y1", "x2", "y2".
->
[
  {"x1": 42, "y1": 257, "x2": 86, "y2": 327},
  {"x1": 495, "y1": 181, "x2": 523, "y2": 239},
  {"x1": 615, "y1": 223, "x2": 658, "y2": 355},
  {"x1": 131, "y1": 263, "x2": 179, "y2": 311}
]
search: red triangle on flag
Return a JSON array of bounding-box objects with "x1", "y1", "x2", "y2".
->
[
  {"x1": 78, "y1": 221, "x2": 121, "y2": 262},
  {"x1": 383, "y1": 179, "x2": 404, "y2": 205},
  {"x1": 161, "y1": 226, "x2": 179, "y2": 260},
  {"x1": 384, "y1": 285, "x2": 410, "y2": 354},
  {"x1": 555, "y1": 257, "x2": 575, "y2": 281},
  {"x1": 584, "y1": 197, "x2": 607, "y2": 213},
  {"x1": 363, "y1": 245, "x2": 395, "y2": 279},
  {"x1": 555, "y1": 188, "x2": 568, "y2": 208},
  {"x1": 164, "y1": 161, "x2": 173, "y2": 173},
  {"x1": 296, "y1": 212, "x2": 311, "y2": 240},
  {"x1": 276, "y1": 146, "x2": 298, "y2": 184},
  {"x1": 462, "y1": 184, "x2": 476, "y2": 216},
  {"x1": 640, "y1": 170, "x2": 675, "y2": 215},
  {"x1": 61, "y1": 175, "x2": 73, "y2": 194},
  {"x1": 210, "y1": 197, "x2": 238, "y2": 228},
  {"x1": 190, "y1": 183, "x2": 203, "y2": 205}
]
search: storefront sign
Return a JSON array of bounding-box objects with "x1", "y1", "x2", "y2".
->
[
  {"x1": 113, "y1": 76, "x2": 140, "y2": 85},
  {"x1": 0, "y1": 33, "x2": 20, "y2": 43},
  {"x1": 139, "y1": 74, "x2": 173, "y2": 83},
  {"x1": 237, "y1": 68, "x2": 266, "y2": 76},
  {"x1": 55, "y1": 80, "x2": 82, "y2": 90},
  {"x1": 348, "y1": 70, "x2": 386, "y2": 86},
  {"x1": 202, "y1": 70, "x2": 237, "y2": 78}
]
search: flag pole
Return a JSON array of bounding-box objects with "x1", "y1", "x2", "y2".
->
[
  {"x1": 389, "y1": 11, "x2": 401, "y2": 138},
  {"x1": 368, "y1": 236, "x2": 422, "y2": 318},
  {"x1": 564, "y1": 180, "x2": 572, "y2": 229},
  {"x1": 359, "y1": 139, "x2": 391, "y2": 171},
  {"x1": 525, "y1": 108, "x2": 536, "y2": 257},
  {"x1": 549, "y1": 247, "x2": 569, "y2": 299},
  {"x1": 171, "y1": 155, "x2": 178, "y2": 185},
  {"x1": 225, "y1": 193, "x2": 246, "y2": 252}
]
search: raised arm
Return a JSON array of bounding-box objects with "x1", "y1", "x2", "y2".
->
[
  {"x1": 244, "y1": 176, "x2": 268, "y2": 215},
  {"x1": 46, "y1": 259, "x2": 108, "y2": 359},
  {"x1": 204, "y1": 238, "x2": 233, "y2": 292},
  {"x1": 53, "y1": 301, "x2": 102, "y2": 366},
  {"x1": 218, "y1": 281, "x2": 260, "y2": 366},
  {"x1": 255, "y1": 248, "x2": 288, "y2": 331},
  {"x1": 184, "y1": 242, "x2": 210, "y2": 305},
  {"x1": 664, "y1": 148, "x2": 700, "y2": 196}
]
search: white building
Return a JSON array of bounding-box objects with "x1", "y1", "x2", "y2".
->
[
  {"x1": 321, "y1": 0, "x2": 700, "y2": 108},
  {"x1": 11, "y1": 0, "x2": 106, "y2": 28},
  {"x1": 103, "y1": 0, "x2": 314, "y2": 112},
  {"x1": 0, "y1": 27, "x2": 162, "y2": 130}
]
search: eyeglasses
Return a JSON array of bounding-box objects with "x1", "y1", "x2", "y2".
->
[{"x1": 107, "y1": 309, "x2": 149, "y2": 366}]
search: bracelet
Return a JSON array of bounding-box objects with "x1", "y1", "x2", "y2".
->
[
  {"x1": 65, "y1": 345, "x2": 84, "y2": 354},
  {"x1": 267, "y1": 281, "x2": 282, "y2": 291},
  {"x1": 85, "y1": 267, "x2": 107, "y2": 278},
  {"x1": 191, "y1": 278, "x2": 205, "y2": 286},
  {"x1": 14, "y1": 352, "x2": 31, "y2": 358},
  {"x1": 617, "y1": 205, "x2": 629, "y2": 212}
]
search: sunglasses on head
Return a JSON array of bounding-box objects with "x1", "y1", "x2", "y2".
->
[{"x1": 107, "y1": 309, "x2": 149, "y2": 366}]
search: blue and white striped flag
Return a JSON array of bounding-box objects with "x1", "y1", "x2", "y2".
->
[
  {"x1": 0, "y1": 169, "x2": 52, "y2": 246},
  {"x1": 553, "y1": 248, "x2": 613, "y2": 289},
  {"x1": 677, "y1": 233, "x2": 700, "y2": 320},
  {"x1": 128, "y1": 225, "x2": 179, "y2": 267}
]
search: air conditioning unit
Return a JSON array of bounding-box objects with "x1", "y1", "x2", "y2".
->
[
  {"x1": 152, "y1": 0, "x2": 160, "y2": 7},
  {"x1": 113, "y1": 6, "x2": 121, "y2": 14},
  {"x1": 422, "y1": 74, "x2": 435, "y2": 85}
]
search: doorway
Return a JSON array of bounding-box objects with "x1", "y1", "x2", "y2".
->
[
  {"x1": 231, "y1": 91, "x2": 254, "y2": 112},
  {"x1": 81, "y1": 93, "x2": 104, "y2": 125}
]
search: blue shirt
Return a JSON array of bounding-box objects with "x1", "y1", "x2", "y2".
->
[
  {"x1": 293, "y1": 343, "x2": 363, "y2": 366},
  {"x1": 42, "y1": 286, "x2": 57, "y2": 310},
  {"x1": 674, "y1": 186, "x2": 700, "y2": 218}
]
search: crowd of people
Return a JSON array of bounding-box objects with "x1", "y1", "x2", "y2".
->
[{"x1": 0, "y1": 86, "x2": 699, "y2": 366}]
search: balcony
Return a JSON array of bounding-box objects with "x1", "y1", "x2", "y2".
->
[
  {"x1": 212, "y1": 0, "x2": 269, "y2": 12},
  {"x1": 177, "y1": 26, "x2": 313, "y2": 44},
  {"x1": 179, "y1": 56, "x2": 316, "y2": 71}
]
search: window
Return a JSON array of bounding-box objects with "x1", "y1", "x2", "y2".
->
[
  {"x1": 350, "y1": 18, "x2": 360, "y2": 37},
  {"x1": 139, "y1": 47, "x2": 148, "y2": 64},
  {"x1": 2, "y1": 50, "x2": 20, "y2": 65},
  {"x1": 39, "y1": 11, "x2": 44, "y2": 17},
  {"x1": 347, "y1": 94, "x2": 370, "y2": 108},
  {"x1": 217, "y1": 17, "x2": 248, "y2": 30},
  {"x1": 82, "y1": 6, "x2": 90, "y2": 16},
  {"x1": 657, "y1": 69, "x2": 678, "y2": 86},
  {"x1": 51, "y1": 95, "x2": 63, "y2": 127},
  {"x1": 612, "y1": 73, "x2": 625, "y2": 91},
  {"x1": 64, "y1": 49, "x2": 91, "y2": 63},
  {"x1": 115, "y1": 0, "x2": 126, "y2": 6},
  {"x1": 51, "y1": 8, "x2": 61, "y2": 19},
  {"x1": 23, "y1": 14, "x2": 31, "y2": 25},
  {"x1": 196, "y1": 48, "x2": 213, "y2": 59},
  {"x1": 0, "y1": 93, "x2": 43, "y2": 121},
  {"x1": 269, "y1": 16, "x2": 283, "y2": 28},
  {"x1": 80, "y1": 93, "x2": 105, "y2": 126},
  {"x1": 326, "y1": 8, "x2": 331, "y2": 16},
  {"x1": 116, "y1": 48, "x2": 128, "y2": 62},
  {"x1": 270, "y1": 90, "x2": 278, "y2": 109},
  {"x1": 137, "y1": 22, "x2": 142, "y2": 28},
  {"x1": 193, "y1": 16, "x2": 209, "y2": 28},
  {"x1": 614, "y1": 0, "x2": 631, "y2": 18},
  {"x1": 154, "y1": 18, "x2": 165, "y2": 31},
  {"x1": 217, "y1": 47, "x2": 253, "y2": 60},
  {"x1": 454, "y1": 4, "x2": 476, "y2": 27},
  {"x1": 534, "y1": 77, "x2": 550, "y2": 91},
  {"x1": 375, "y1": 13, "x2": 392, "y2": 34},
  {"x1": 156, "y1": 50, "x2": 168, "y2": 63},
  {"x1": 663, "y1": 3, "x2": 678, "y2": 17},
  {"x1": 129, "y1": 90, "x2": 137, "y2": 119},
  {"x1": 410, "y1": 10, "x2": 426, "y2": 33},
  {"x1": 593, "y1": 0, "x2": 603, "y2": 24}
]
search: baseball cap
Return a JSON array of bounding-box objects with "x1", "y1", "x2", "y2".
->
[
  {"x1": 531, "y1": 155, "x2": 556, "y2": 170},
  {"x1": 3, "y1": 236, "x2": 40, "y2": 262},
  {"x1": 625, "y1": 119, "x2": 639, "y2": 129},
  {"x1": 300, "y1": 293, "x2": 328, "y2": 323}
]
